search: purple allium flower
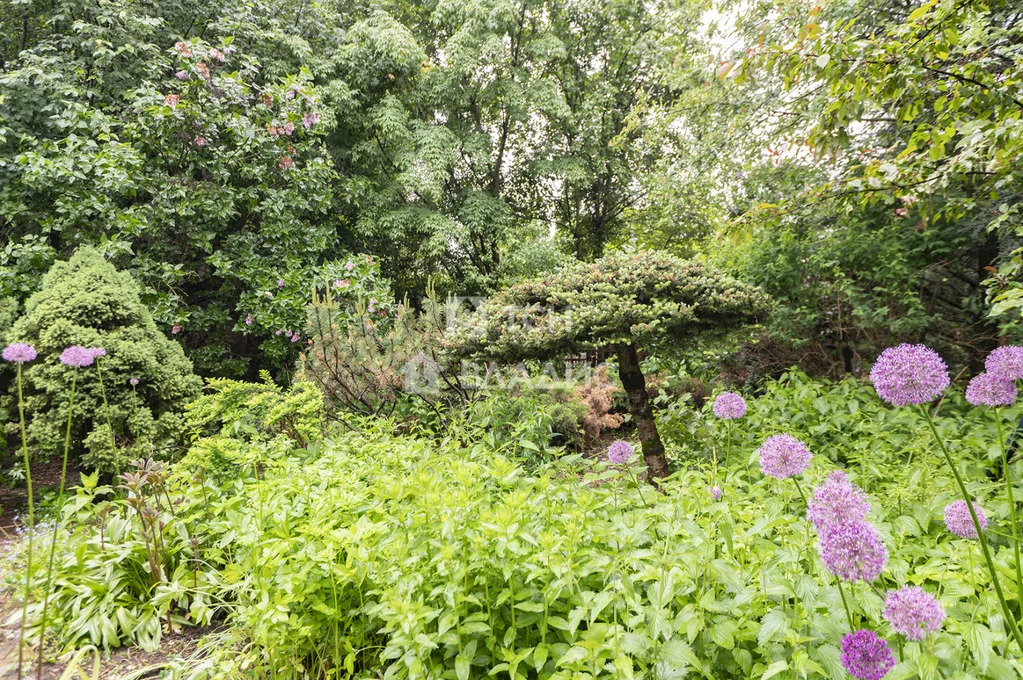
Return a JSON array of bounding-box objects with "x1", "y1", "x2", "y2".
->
[
  {"x1": 818, "y1": 520, "x2": 888, "y2": 583},
  {"x1": 175, "y1": 70, "x2": 189, "y2": 81},
  {"x1": 965, "y1": 372, "x2": 1017, "y2": 407},
  {"x1": 713, "y1": 391, "x2": 747, "y2": 420},
  {"x1": 60, "y1": 345, "x2": 95, "y2": 368},
  {"x1": 608, "y1": 440, "x2": 634, "y2": 464},
  {"x1": 870, "y1": 344, "x2": 949, "y2": 406},
  {"x1": 245, "y1": 314, "x2": 254, "y2": 326},
  {"x1": 89, "y1": 347, "x2": 106, "y2": 358},
  {"x1": 129, "y1": 378, "x2": 140, "y2": 386},
  {"x1": 883, "y1": 586, "x2": 945, "y2": 641},
  {"x1": 757, "y1": 434, "x2": 812, "y2": 479},
  {"x1": 840, "y1": 630, "x2": 896, "y2": 680},
  {"x1": 2, "y1": 343, "x2": 37, "y2": 363},
  {"x1": 986, "y1": 346, "x2": 1023, "y2": 382},
  {"x1": 807, "y1": 471, "x2": 870, "y2": 530},
  {"x1": 944, "y1": 500, "x2": 987, "y2": 539},
  {"x1": 277, "y1": 278, "x2": 285, "y2": 288},
  {"x1": 710, "y1": 485, "x2": 722, "y2": 501}
]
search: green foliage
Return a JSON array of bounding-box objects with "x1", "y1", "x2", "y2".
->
[
  {"x1": 185, "y1": 372, "x2": 323, "y2": 447},
  {"x1": 11, "y1": 369, "x2": 1023, "y2": 678},
  {"x1": 446, "y1": 250, "x2": 771, "y2": 362},
  {"x1": 4, "y1": 249, "x2": 201, "y2": 470}
]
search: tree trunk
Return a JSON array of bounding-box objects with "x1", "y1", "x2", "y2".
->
[{"x1": 616, "y1": 342, "x2": 669, "y2": 480}]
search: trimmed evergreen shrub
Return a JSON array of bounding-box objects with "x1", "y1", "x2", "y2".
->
[{"x1": 4, "y1": 248, "x2": 201, "y2": 473}]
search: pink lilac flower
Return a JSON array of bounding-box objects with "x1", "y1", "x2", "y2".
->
[
  {"x1": 713, "y1": 391, "x2": 747, "y2": 420},
  {"x1": 345, "y1": 260, "x2": 355, "y2": 272},
  {"x1": 245, "y1": 314, "x2": 254, "y2": 326},
  {"x1": 870, "y1": 344, "x2": 949, "y2": 406},
  {"x1": 129, "y1": 378, "x2": 140, "y2": 386},
  {"x1": 275, "y1": 329, "x2": 283, "y2": 336},
  {"x1": 196, "y1": 62, "x2": 210, "y2": 79},
  {"x1": 195, "y1": 136, "x2": 206, "y2": 147},
  {"x1": 2, "y1": 343, "x2": 37, "y2": 363},
  {"x1": 944, "y1": 500, "x2": 987, "y2": 539},
  {"x1": 283, "y1": 121, "x2": 295, "y2": 135},
  {"x1": 60, "y1": 346, "x2": 95, "y2": 368},
  {"x1": 710, "y1": 485, "x2": 722, "y2": 501},
  {"x1": 175, "y1": 70, "x2": 189, "y2": 81},
  {"x1": 986, "y1": 346, "x2": 1023, "y2": 381},
  {"x1": 279, "y1": 156, "x2": 293, "y2": 170},
  {"x1": 758, "y1": 434, "x2": 812, "y2": 479},
  {"x1": 209, "y1": 48, "x2": 225, "y2": 62},
  {"x1": 284, "y1": 330, "x2": 293, "y2": 338},
  {"x1": 165, "y1": 94, "x2": 180, "y2": 107},
  {"x1": 818, "y1": 520, "x2": 888, "y2": 583},
  {"x1": 807, "y1": 471, "x2": 870, "y2": 530},
  {"x1": 608, "y1": 440, "x2": 634, "y2": 464},
  {"x1": 277, "y1": 278, "x2": 285, "y2": 288},
  {"x1": 883, "y1": 586, "x2": 945, "y2": 641},
  {"x1": 290, "y1": 334, "x2": 299, "y2": 343},
  {"x1": 171, "y1": 324, "x2": 182, "y2": 335},
  {"x1": 965, "y1": 372, "x2": 1017, "y2": 407},
  {"x1": 303, "y1": 112, "x2": 320, "y2": 129},
  {"x1": 174, "y1": 41, "x2": 191, "y2": 56},
  {"x1": 841, "y1": 630, "x2": 896, "y2": 680},
  {"x1": 286, "y1": 89, "x2": 296, "y2": 100}
]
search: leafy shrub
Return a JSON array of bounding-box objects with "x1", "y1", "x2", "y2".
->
[{"x1": 4, "y1": 249, "x2": 201, "y2": 472}]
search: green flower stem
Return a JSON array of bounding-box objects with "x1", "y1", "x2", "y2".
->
[
  {"x1": 94, "y1": 359, "x2": 118, "y2": 480},
  {"x1": 36, "y1": 371, "x2": 77, "y2": 680},
  {"x1": 16, "y1": 364, "x2": 33, "y2": 680},
  {"x1": 835, "y1": 578, "x2": 856, "y2": 631},
  {"x1": 995, "y1": 408, "x2": 1023, "y2": 609},
  {"x1": 920, "y1": 405, "x2": 1023, "y2": 654},
  {"x1": 724, "y1": 420, "x2": 733, "y2": 469},
  {"x1": 624, "y1": 463, "x2": 650, "y2": 508}
]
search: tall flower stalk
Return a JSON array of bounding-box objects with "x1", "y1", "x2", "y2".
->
[
  {"x1": 91, "y1": 348, "x2": 120, "y2": 479},
  {"x1": 3, "y1": 343, "x2": 38, "y2": 680},
  {"x1": 871, "y1": 344, "x2": 1023, "y2": 654},
  {"x1": 36, "y1": 345, "x2": 95, "y2": 679}
]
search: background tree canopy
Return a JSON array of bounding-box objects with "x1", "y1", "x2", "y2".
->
[{"x1": 1, "y1": 0, "x2": 1020, "y2": 378}]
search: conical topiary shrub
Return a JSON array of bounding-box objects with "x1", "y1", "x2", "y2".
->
[{"x1": 4, "y1": 248, "x2": 202, "y2": 474}]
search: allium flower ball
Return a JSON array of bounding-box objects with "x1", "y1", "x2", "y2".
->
[
  {"x1": 944, "y1": 500, "x2": 987, "y2": 539},
  {"x1": 710, "y1": 485, "x2": 722, "y2": 501},
  {"x1": 807, "y1": 471, "x2": 870, "y2": 530},
  {"x1": 608, "y1": 440, "x2": 634, "y2": 464},
  {"x1": 2, "y1": 343, "x2": 37, "y2": 363},
  {"x1": 883, "y1": 586, "x2": 945, "y2": 641},
  {"x1": 758, "y1": 434, "x2": 812, "y2": 479},
  {"x1": 89, "y1": 347, "x2": 106, "y2": 358},
  {"x1": 870, "y1": 344, "x2": 949, "y2": 406},
  {"x1": 60, "y1": 346, "x2": 95, "y2": 368},
  {"x1": 840, "y1": 630, "x2": 896, "y2": 680},
  {"x1": 818, "y1": 520, "x2": 888, "y2": 583},
  {"x1": 965, "y1": 372, "x2": 1017, "y2": 407},
  {"x1": 986, "y1": 345, "x2": 1023, "y2": 381},
  {"x1": 713, "y1": 391, "x2": 747, "y2": 420},
  {"x1": 129, "y1": 378, "x2": 140, "y2": 386}
]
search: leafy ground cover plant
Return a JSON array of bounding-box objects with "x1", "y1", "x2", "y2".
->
[{"x1": 6, "y1": 359, "x2": 1023, "y2": 679}]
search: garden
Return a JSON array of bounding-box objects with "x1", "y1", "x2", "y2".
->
[{"x1": 1, "y1": 0, "x2": 1022, "y2": 678}]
